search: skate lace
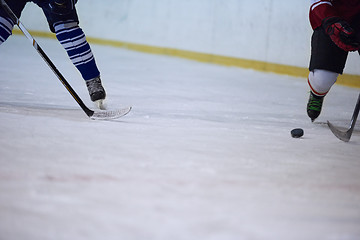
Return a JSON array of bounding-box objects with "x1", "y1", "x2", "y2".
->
[{"x1": 308, "y1": 94, "x2": 323, "y2": 111}]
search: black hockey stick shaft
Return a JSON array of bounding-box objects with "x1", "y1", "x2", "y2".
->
[
  {"x1": 0, "y1": 0, "x2": 94, "y2": 117},
  {"x1": 349, "y1": 93, "x2": 360, "y2": 129}
]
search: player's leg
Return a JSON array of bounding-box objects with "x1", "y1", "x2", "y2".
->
[
  {"x1": 307, "y1": 27, "x2": 348, "y2": 121},
  {"x1": 0, "y1": 0, "x2": 27, "y2": 45},
  {"x1": 37, "y1": 1, "x2": 106, "y2": 103},
  {"x1": 307, "y1": 69, "x2": 338, "y2": 121},
  {"x1": 53, "y1": 20, "x2": 106, "y2": 103},
  {"x1": 0, "y1": 15, "x2": 13, "y2": 44}
]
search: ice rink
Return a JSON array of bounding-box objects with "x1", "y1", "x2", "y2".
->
[{"x1": 1, "y1": 35, "x2": 360, "y2": 240}]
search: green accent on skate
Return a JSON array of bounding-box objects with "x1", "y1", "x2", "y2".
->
[
  {"x1": 308, "y1": 100, "x2": 323, "y2": 111},
  {"x1": 307, "y1": 93, "x2": 324, "y2": 111},
  {"x1": 12, "y1": 29, "x2": 360, "y2": 89}
]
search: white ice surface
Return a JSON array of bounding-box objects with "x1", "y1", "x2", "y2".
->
[{"x1": 0, "y1": 35, "x2": 360, "y2": 240}]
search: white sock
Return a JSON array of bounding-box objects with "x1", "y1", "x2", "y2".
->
[{"x1": 308, "y1": 69, "x2": 338, "y2": 96}]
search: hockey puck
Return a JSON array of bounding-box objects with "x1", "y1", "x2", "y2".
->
[{"x1": 291, "y1": 128, "x2": 304, "y2": 138}]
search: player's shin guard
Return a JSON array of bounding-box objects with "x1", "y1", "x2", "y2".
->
[
  {"x1": 0, "y1": 17, "x2": 14, "y2": 45},
  {"x1": 53, "y1": 20, "x2": 100, "y2": 80}
]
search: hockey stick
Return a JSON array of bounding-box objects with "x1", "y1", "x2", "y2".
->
[
  {"x1": 327, "y1": 93, "x2": 360, "y2": 142},
  {"x1": 0, "y1": 0, "x2": 131, "y2": 120}
]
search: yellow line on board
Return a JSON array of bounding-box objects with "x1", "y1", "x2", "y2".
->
[{"x1": 12, "y1": 29, "x2": 360, "y2": 88}]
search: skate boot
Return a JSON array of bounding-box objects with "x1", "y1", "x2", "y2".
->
[
  {"x1": 307, "y1": 91, "x2": 324, "y2": 122},
  {"x1": 86, "y1": 76, "x2": 106, "y2": 109}
]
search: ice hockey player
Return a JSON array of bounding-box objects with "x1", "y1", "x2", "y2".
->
[
  {"x1": 307, "y1": 0, "x2": 360, "y2": 121},
  {"x1": 0, "y1": 0, "x2": 106, "y2": 107}
]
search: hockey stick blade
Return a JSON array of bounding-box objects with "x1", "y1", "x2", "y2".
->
[
  {"x1": 90, "y1": 107, "x2": 132, "y2": 120},
  {"x1": 327, "y1": 121, "x2": 353, "y2": 142},
  {"x1": 327, "y1": 93, "x2": 360, "y2": 142}
]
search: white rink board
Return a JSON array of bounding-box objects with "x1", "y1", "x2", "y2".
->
[{"x1": 18, "y1": 0, "x2": 360, "y2": 75}]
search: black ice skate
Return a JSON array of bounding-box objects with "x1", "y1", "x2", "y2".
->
[
  {"x1": 86, "y1": 76, "x2": 106, "y2": 101},
  {"x1": 86, "y1": 76, "x2": 106, "y2": 109},
  {"x1": 307, "y1": 91, "x2": 324, "y2": 122}
]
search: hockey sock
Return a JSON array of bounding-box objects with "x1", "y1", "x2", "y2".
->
[
  {"x1": 308, "y1": 69, "x2": 338, "y2": 96},
  {"x1": 54, "y1": 20, "x2": 100, "y2": 81},
  {"x1": 0, "y1": 17, "x2": 14, "y2": 45}
]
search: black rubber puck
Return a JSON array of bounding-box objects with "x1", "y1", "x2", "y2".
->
[{"x1": 291, "y1": 128, "x2": 304, "y2": 138}]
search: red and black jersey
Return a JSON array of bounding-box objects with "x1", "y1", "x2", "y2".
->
[{"x1": 310, "y1": 0, "x2": 360, "y2": 30}]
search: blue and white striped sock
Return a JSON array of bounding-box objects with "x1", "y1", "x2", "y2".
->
[
  {"x1": 0, "y1": 17, "x2": 14, "y2": 45},
  {"x1": 54, "y1": 20, "x2": 100, "y2": 81}
]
